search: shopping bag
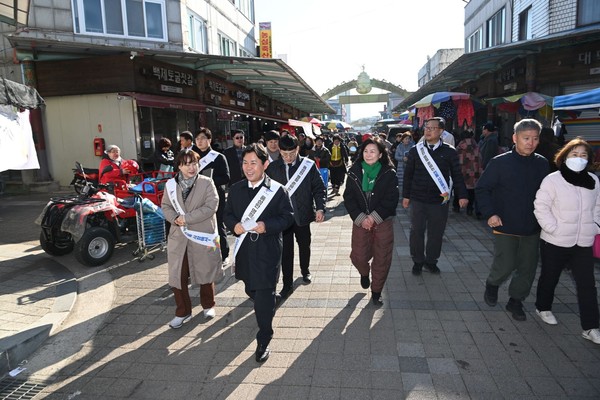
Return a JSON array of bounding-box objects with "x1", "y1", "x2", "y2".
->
[{"x1": 593, "y1": 235, "x2": 600, "y2": 258}]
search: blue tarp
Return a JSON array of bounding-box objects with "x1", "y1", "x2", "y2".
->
[{"x1": 553, "y1": 87, "x2": 600, "y2": 111}]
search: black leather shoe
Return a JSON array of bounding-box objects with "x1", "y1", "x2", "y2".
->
[
  {"x1": 255, "y1": 344, "x2": 270, "y2": 363},
  {"x1": 424, "y1": 263, "x2": 441, "y2": 274},
  {"x1": 372, "y1": 292, "x2": 383, "y2": 306},
  {"x1": 302, "y1": 273, "x2": 312, "y2": 283},
  {"x1": 412, "y1": 263, "x2": 423, "y2": 276},
  {"x1": 484, "y1": 283, "x2": 499, "y2": 307},
  {"x1": 506, "y1": 298, "x2": 526, "y2": 321},
  {"x1": 360, "y1": 275, "x2": 370, "y2": 289},
  {"x1": 279, "y1": 285, "x2": 293, "y2": 299}
]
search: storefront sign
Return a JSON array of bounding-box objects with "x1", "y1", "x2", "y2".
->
[
  {"x1": 161, "y1": 84, "x2": 183, "y2": 94},
  {"x1": 236, "y1": 91, "x2": 250, "y2": 101},
  {"x1": 259, "y1": 22, "x2": 272, "y2": 58},
  {"x1": 152, "y1": 67, "x2": 193, "y2": 86},
  {"x1": 206, "y1": 80, "x2": 228, "y2": 94}
]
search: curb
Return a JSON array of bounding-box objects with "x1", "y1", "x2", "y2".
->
[{"x1": 0, "y1": 257, "x2": 77, "y2": 378}]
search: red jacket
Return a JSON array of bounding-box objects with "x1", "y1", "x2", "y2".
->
[{"x1": 99, "y1": 158, "x2": 139, "y2": 184}]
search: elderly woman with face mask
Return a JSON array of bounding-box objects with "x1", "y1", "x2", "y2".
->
[
  {"x1": 98, "y1": 144, "x2": 139, "y2": 184},
  {"x1": 533, "y1": 137, "x2": 600, "y2": 344}
]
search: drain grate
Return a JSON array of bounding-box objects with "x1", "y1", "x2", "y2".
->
[{"x1": 0, "y1": 378, "x2": 45, "y2": 400}]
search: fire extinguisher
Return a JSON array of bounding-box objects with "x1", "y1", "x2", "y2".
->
[{"x1": 94, "y1": 138, "x2": 105, "y2": 156}]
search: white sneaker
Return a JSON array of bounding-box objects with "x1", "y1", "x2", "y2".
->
[
  {"x1": 536, "y1": 309, "x2": 558, "y2": 325},
  {"x1": 582, "y1": 328, "x2": 600, "y2": 344},
  {"x1": 168, "y1": 314, "x2": 191, "y2": 329},
  {"x1": 203, "y1": 308, "x2": 216, "y2": 319}
]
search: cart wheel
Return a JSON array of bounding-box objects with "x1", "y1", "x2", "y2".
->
[
  {"x1": 147, "y1": 254, "x2": 155, "y2": 260},
  {"x1": 75, "y1": 227, "x2": 115, "y2": 266},
  {"x1": 39, "y1": 231, "x2": 74, "y2": 256},
  {"x1": 132, "y1": 248, "x2": 141, "y2": 256}
]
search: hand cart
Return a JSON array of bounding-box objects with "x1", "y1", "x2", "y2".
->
[{"x1": 132, "y1": 195, "x2": 166, "y2": 261}]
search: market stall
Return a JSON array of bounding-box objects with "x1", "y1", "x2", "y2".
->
[{"x1": 410, "y1": 91, "x2": 480, "y2": 129}]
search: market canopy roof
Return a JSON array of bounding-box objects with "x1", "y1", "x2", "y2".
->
[
  {"x1": 7, "y1": 35, "x2": 334, "y2": 115},
  {"x1": 553, "y1": 87, "x2": 600, "y2": 111},
  {"x1": 394, "y1": 26, "x2": 600, "y2": 112}
]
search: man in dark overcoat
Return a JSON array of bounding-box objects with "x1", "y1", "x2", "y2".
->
[{"x1": 224, "y1": 143, "x2": 294, "y2": 363}]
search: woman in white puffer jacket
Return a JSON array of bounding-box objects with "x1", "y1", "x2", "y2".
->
[{"x1": 533, "y1": 137, "x2": 600, "y2": 344}]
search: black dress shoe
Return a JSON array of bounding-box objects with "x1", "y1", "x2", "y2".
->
[
  {"x1": 424, "y1": 263, "x2": 441, "y2": 274},
  {"x1": 412, "y1": 263, "x2": 423, "y2": 276},
  {"x1": 279, "y1": 285, "x2": 293, "y2": 299},
  {"x1": 372, "y1": 292, "x2": 383, "y2": 306},
  {"x1": 255, "y1": 344, "x2": 270, "y2": 363},
  {"x1": 360, "y1": 275, "x2": 370, "y2": 289},
  {"x1": 302, "y1": 273, "x2": 312, "y2": 283}
]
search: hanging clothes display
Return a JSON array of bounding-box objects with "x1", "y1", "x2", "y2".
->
[
  {"x1": 416, "y1": 106, "x2": 435, "y2": 125},
  {"x1": 455, "y1": 99, "x2": 475, "y2": 128},
  {"x1": 437, "y1": 100, "x2": 456, "y2": 120}
]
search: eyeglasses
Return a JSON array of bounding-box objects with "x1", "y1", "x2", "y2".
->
[
  {"x1": 234, "y1": 136, "x2": 244, "y2": 140},
  {"x1": 424, "y1": 126, "x2": 441, "y2": 131}
]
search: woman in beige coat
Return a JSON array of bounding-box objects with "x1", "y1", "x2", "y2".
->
[{"x1": 162, "y1": 149, "x2": 223, "y2": 329}]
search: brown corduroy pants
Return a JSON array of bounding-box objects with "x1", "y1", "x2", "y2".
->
[
  {"x1": 172, "y1": 253, "x2": 215, "y2": 317},
  {"x1": 350, "y1": 218, "x2": 394, "y2": 293}
]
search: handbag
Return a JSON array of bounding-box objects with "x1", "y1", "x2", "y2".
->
[{"x1": 593, "y1": 234, "x2": 600, "y2": 258}]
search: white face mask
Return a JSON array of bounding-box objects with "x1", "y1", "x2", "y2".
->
[{"x1": 565, "y1": 157, "x2": 588, "y2": 172}]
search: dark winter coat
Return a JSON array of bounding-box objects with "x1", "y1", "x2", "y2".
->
[
  {"x1": 344, "y1": 161, "x2": 399, "y2": 226},
  {"x1": 198, "y1": 147, "x2": 230, "y2": 213},
  {"x1": 475, "y1": 149, "x2": 549, "y2": 236},
  {"x1": 402, "y1": 143, "x2": 468, "y2": 204},
  {"x1": 223, "y1": 145, "x2": 244, "y2": 185},
  {"x1": 266, "y1": 155, "x2": 327, "y2": 226},
  {"x1": 223, "y1": 175, "x2": 294, "y2": 290}
]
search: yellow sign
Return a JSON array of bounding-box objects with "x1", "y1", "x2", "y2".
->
[{"x1": 259, "y1": 22, "x2": 272, "y2": 58}]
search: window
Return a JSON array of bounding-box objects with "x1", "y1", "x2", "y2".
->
[
  {"x1": 518, "y1": 6, "x2": 532, "y2": 41},
  {"x1": 235, "y1": 0, "x2": 254, "y2": 22},
  {"x1": 219, "y1": 33, "x2": 237, "y2": 56},
  {"x1": 189, "y1": 13, "x2": 208, "y2": 53},
  {"x1": 486, "y1": 7, "x2": 505, "y2": 48},
  {"x1": 238, "y1": 47, "x2": 253, "y2": 57},
  {"x1": 578, "y1": 0, "x2": 600, "y2": 26},
  {"x1": 466, "y1": 27, "x2": 482, "y2": 53},
  {"x1": 73, "y1": 0, "x2": 166, "y2": 40}
]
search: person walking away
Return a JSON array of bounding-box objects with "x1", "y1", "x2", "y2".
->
[
  {"x1": 535, "y1": 127, "x2": 561, "y2": 172},
  {"x1": 476, "y1": 119, "x2": 549, "y2": 321},
  {"x1": 153, "y1": 137, "x2": 174, "y2": 173},
  {"x1": 224, "y1": 143, "x2": 294, "y2": 363},
  {"x1": 478, "y1": 122, "x2": 499, "y2": 170},
  {"x1": 533, "y1": 137, "x2": 600, "y2": 343},
  {"x1": 266, "y1": 135, "x2": 326, "y2": 298},
  {"x1": 403, "y1": 117, "x2": 468, "y2": 275},
  {"x1": 194, "y1": 128, "x2": 231, "y2": 262},
  {"x1": 394, "y1": 132, "x2": 415, "y2": 192},
  {"x1": 344, "y1": 138, "x2": 399, "y2": 306},
  {"x1": 328, "y1": 134, "x2": 349, "y2": 195},
  {"x1": 453, "y1": 130, "x2": 481, "y2": 216},
  {"x1": 223, "y1": 129, "x2": 246, "y2": 186},
  {"x1": 162, "y1": 149, "x2": 223, "y2": 328}
]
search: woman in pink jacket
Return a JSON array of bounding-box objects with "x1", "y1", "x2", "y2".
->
[{"x1": 533, "y1": 137, "x2": 600, "y2": 344}]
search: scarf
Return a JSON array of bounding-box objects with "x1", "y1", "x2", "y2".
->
[
  {"x1": 177, "y1": 172, "x2": 198, "y2": 201},
  {"x1": 361, "y1": 161, "x2": 381, "y2": 192},
  {"x1": 559, "y1": 163, "x2": 595, "y2": 190}
]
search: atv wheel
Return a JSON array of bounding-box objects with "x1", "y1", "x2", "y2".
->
[
  {"x1": 75, "y1": 227, "x2": 115, "y2": 266},
  {"x1": 39, "y1": 231, "x2": 74, "y2": 256}
]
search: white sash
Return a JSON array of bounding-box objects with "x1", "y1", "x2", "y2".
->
[
  {"x1": 285, "y1": 157, "x2": 314, "y2": 197},
  {"x1": 199, "y1": 149, "x2": 219, "y2": 172},
  {"x1": 232, "y1": 179, "x2": 283, "y2": 261},
  {"x1": 165, "y1": 178, "x2": 219, "y2": 248},
  {"x1": 416, "y1": 141, "x2": 450, "y2": 204}
]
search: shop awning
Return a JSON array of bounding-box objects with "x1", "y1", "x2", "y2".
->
[
  {"x1": 6, "y1": 35, "x2": 335, "y2": 115},
  {"x1": 119, "y1": 92, "x2": 205, "y2": 112},
  {"x1": 394, "y1": 26, "x2": 600, "y2": 111}
]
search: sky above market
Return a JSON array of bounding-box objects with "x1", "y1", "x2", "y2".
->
[{"x1": 255, "y1": 0, "x2": 466, "y2": 120}]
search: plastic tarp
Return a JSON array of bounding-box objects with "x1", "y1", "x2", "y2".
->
[
  {"x1": 0, "y1": 77, "x2": 44, "y2": 109},
  {"x1": 553, "y1": 87, "x2": 600, "y2": 111}
]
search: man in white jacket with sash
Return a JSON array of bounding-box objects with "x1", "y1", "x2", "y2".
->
[{"x1": 224, "y1": 143, "x2": 294, "y2": 363}]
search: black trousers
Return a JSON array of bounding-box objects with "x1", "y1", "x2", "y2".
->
[
  {"x1": 536, "y1": 240, "x2": 599, "y2": 330},
  {"x1": 409, "y1": 200, "x2": 449, "y2": 265},
  {"x1": 453, "y1": 188, "x2": 475, "y2": 212},
  {"x1": 245, "y1": 285, "x2": 276, "y2": 346},
  {"x1": 216, "y1": 205, "x2": 229, "y2": 261},
  {"x1": 281, "y1": 222, "x2": 311, "y2": 287}
]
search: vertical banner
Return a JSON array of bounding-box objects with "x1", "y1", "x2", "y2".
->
[{"x1": 259, "y1": 22, "x2": 272, "y2": 58}]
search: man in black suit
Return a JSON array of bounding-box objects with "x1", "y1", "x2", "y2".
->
[
  {"x1": 223, "y1": 129, "x2": 246, "y2": 186},
  {"x1": 224, "y1": 143, "x2": 294, "y2": 363},
  {"x1": 266, "y1": 135, "x2": 326, "y2": 298}
]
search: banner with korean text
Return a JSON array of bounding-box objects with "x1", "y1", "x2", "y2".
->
[{"x1": 259, "y1": 22, "x2": 272, "y2": 58}]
